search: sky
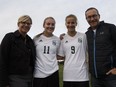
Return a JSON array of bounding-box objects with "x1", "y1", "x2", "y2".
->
[{"x1": 0, "y1": 0, "x2": 116, "y2": 42}]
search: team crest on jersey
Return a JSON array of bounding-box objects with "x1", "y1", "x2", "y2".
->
[
  {"x1": 39, "y1": 39, "x2": 43, "y2": 42},
  {"x1": 52, "y1": 40, "x2": 56, "y2": 46},
  {"x1": 78, "y1": 38, "x2": 82, "y2": 43},
  {"x1": 65, "y1": 41, "x2": 68, "y2": 43}
]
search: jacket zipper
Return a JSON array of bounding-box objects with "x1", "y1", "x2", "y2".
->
[{"x1": 93, "y1": 32, "x2": 98, "y2": 78}]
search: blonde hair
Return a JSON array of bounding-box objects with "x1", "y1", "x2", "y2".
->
[
  {"x1": 18, "y1": 15, "x2": 32, "y2": 24},
  {"x1": 65, "y1": 14, "x2": 78, "y2": 24},
  {"x1": 43, "y1": 17, "x2": 55, "y2": 27}
]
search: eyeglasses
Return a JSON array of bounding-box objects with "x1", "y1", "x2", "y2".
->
[
  {"x1": 86, "y1": 14, "x2": 98, "y2": 20},
  {"x1": 20, "y1": 22, "x2": 32, "y2": 26}
]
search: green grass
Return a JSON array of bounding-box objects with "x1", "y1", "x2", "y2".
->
[{"x1": 59, "y1": 63, "x2": 63, "y2": 87}]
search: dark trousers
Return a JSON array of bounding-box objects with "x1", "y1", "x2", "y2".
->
[
  {"x1": 33, "y1": 71, "x2": 59, "y2": 87},
  {"x1": 9, "y1": 74, "x2": 33, "y2": 87},
  {"x1": 91, "y1": 74, "x2": 116, "y2": 87},
  {"x1": 63, "y1": 81, "x2": 89, "y2": 87}
]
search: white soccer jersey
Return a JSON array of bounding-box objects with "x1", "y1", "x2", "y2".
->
[
  {"x1": 58, "y1": 32, "x2": 89, "y2": 81},
  {"x1": 33, "y1": 34, "x2": 60, "y2": 78}
]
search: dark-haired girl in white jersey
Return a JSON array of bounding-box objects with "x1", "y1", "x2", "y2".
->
[
  {"x1": 33, "y1": 17, "x2": 60, "y2": 87},
  {"x1": 59, "y1": 14, "x2": 89, "y2": 87}
]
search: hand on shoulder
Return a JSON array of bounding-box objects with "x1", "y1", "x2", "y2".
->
[{"x1": 59, "y1": 33, "x2": 65, "y2": 40}]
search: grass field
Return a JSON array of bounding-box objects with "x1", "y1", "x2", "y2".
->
[{"x1": 58, "y1": 63, "x2": 63, "y2": 87}]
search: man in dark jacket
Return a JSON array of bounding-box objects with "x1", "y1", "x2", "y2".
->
[
  {"x1": 85, "y1": 7, "x2": 116, "y2": 87},
  {"x1": 0, "y1": 15, "x2": 36, "y2": 87}
]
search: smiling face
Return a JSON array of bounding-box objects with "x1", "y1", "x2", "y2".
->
[
  {"x1": 43, "y1": 17, "x2": 55, "y2": 35},
  {"x1": 65, "y1": 15, "x2": 77, "y2": 32},
  {"x1": 18, "y1": 22, "x2": 31, "y2": 35},
  {"x1": 18, "y1": 15, "x2": 32, "y2": 36},
  {"x1": 85, "y1": 8, "x2": 100, "y2": 29}
]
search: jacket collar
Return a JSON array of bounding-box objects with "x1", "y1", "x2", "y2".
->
[
  {"x1": 13, "y1": 30, "x2": 30, "y2": 40},
  {"x1": 14, "y1": 30, "x2": 21, "y2": 37}
]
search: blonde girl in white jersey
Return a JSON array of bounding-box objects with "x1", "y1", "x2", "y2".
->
[
  {"x1": 58, "y1": 14, "x2": 89, "y2": 87},
  {"x1": 33, "y1": 17, "x2": 60, "y2": 87}
]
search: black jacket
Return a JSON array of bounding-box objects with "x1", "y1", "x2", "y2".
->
[
  {"x1": 0, "y1": 30, "x2": 36, "y2": 86},
  {"x1": 86, "y1": 21, "x2": 116, "y2": 78}
]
